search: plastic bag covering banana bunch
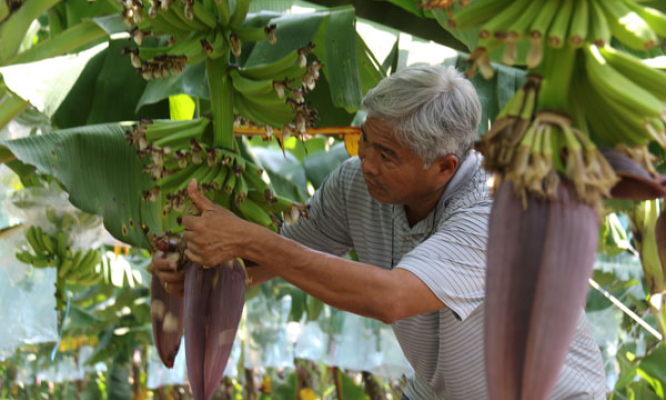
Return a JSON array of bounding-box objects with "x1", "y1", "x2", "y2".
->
[
  {"x1": 437, "y1": 0, "x2": 666, "y2": 75},
  {"x1": 6, "y1": 186, "x2": 105, "y2": 310},
  {"x1": 485, "y1": 180, "x2": 599, "y2": 400}
]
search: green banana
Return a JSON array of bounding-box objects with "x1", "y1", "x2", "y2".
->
[
  {"x1": 145, "y1": 118, "x2": 207, "y2": 141},
  {"x1": 230, "y1": 70, "x2": 274, "y2": 96},
  {"x1": 447, "y1": 0, "x2": 511, "y2": 31},
  {"x1": 212, "y1": 165, "x2": 231, "y2": 191},
  {"x1": 584, "y1": 45, "x2": 663, "y2": 118},
  {"x1": 223, "y1": 169, "x2": 236, "y2": 193},
  {"x1": 215, "y1": 0, "x2": 231, "y2": 26},
  {"x1": 624, "y1": 2, "x2": 666, "y2": 37},
  {"x1": 31, "y1": 255, "x2": 53, "y2": 269},
  {"x1": 568, "y1": 0, "x2": 588, "y2": 47},
  {"x1": 57, "y1": 232, "x2": 67, "y2": 258},
  {"x1": 505, "y1": 0, "x2": 543, "y2": 39},
  {"x1": 58, "y1": 258, "x2": 74, "y2": 279},
  {"x1": 242, "y1": 162, "x2": 271, "y2": 198},
  {"x1": 170, "y1": 5, "x2": 208, "y2": 31},
  {"x1": 237, "y1": 197, "x2": 276, "y2": 230},
  {"x1": 231, "y1": 24, "x2": 268, "y2": 42},
  {"x1": 158, "y1": 6, "x2": 194, "y2": 32},
  {"x1": 153, "y1": 119, "x2": 210, "y2": 148},
  {"x1": 192, "y1": 1, "x2": 217, "y2": 29},
  {"x1": 229, "y1": 0, "x2": 250, "y2": 27},
  {"x1": 546, "y1": 0, "x2": 573, "y2": 48},
  {"x1": 529, "y1": 0, "x2": 561, "y2": 40},
  {"x1": 26, "y1": 226, "x2": 44, "y2": 254},
  {"x1": 234, "y1": 174, "x2": 248, "y2": 203},
  {"x1": 15, "y1": 251, "x2": 34, "y2": 264},
  {"x1": 588, "y1": 0, "x2": 611, "y2": 46},
  {"x1": 598, "y1": 45, "x2": 666, "y2": 102},
  {"x1": 238, "y1": 51, "x2": 301, "y2": 80},
  {"x1": 478, "y1": 0, "x2": 532, "y2": 39},
  {"x1": 599, "y1": 0, "x2": 658, "y2": 50},
  {"x1": 42, "y1": 234, "x2": 55, "y2": 254},
  {"x1": 34, "y1": 227, "x2": 48, "y2": 254},
  {"x1": 233, "y1": 94, "x2": 288, "y2": 128}
]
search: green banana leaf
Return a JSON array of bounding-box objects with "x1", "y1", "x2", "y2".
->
[
  {"x1": 0, "y1": 0, "x2": 62, "y2": 64},
  {"x1": 136, "y1": 62, "x2": 210, "y2": 111},
  {"x1": 52, "y1": 39, "x2": 170, "y2": 128},
  {"x1": 0, "y1": 123, "x2": 174, "y2": 249}
]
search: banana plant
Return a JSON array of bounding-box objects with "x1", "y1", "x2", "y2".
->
[{"x1": 0, "y1": 2, "x2": 379, "y2": 398}]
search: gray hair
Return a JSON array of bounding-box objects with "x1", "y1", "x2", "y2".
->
[{"x1": 362, "y1": 65, "x2": 482, "y2": 166}]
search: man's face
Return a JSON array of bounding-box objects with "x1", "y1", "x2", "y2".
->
[{"x1": 358, "y1": 117, "x2": 453, "y2": 206}]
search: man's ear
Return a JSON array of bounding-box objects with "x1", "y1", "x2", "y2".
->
[{"x1": 434, "y1": 155, "x2": 459, "y2": 183}]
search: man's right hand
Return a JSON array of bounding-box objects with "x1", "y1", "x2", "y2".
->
[{"x1": 153, "y1": 251, "x2": 185, "y2": 297}]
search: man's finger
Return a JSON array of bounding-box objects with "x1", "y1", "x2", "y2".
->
[
  {"x1": 156, "y1": 269, "x2": 184, "y2": 282},
  {"x1": 163, "y1": 282, "x2": 184, "y2": 297},
  {"x1": 181, "y1": 215, "x2": 199, "y2": 231},
  {"x1": 183, "y1": 229, "x2": 200, "y2": 243},
  {"x1": 188, "y1": 179, "x2": 216, "y2": 212},
  {"x1": 184, "y1": 248, "x2": 205, "y2": 266}
]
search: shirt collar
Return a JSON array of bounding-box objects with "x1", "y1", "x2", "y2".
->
[{"x1": 393, "y1": 150, "x2": 480, "y2": 235}]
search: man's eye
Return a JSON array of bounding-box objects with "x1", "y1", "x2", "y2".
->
[{"x1": 380, "y1": 153, "x2": 390, "y2": 161}]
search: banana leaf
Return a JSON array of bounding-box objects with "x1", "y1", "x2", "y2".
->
[{"x1": 0, "y1": 123, "x2": 175, "y2": 249}]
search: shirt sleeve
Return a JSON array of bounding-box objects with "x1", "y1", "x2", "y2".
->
[
  {"x1": 395, "y1": 205, "x2": 490, "y2": 321},
  {"x1": 280, "y1": 160, "x2": 354, "y2": 256}
]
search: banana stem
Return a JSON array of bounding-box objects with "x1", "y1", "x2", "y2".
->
[
  {"x1": 535, "y1": 46, "x2": 577, "y2": 112},
  {"x1": 206, "y1": 56, "x2": 234, "y2": 149},
  {"x1": 0, "y1": 92, "x2": 29, "y2": 130}
]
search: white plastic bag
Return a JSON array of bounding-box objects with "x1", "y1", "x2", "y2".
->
[{"x1": 0, "y1": 266, "x2": 58, "y2": 356}]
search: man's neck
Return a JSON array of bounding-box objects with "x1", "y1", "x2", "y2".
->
[{"x1": 404, "y1": 187, "x2": 445, "y2": 227}]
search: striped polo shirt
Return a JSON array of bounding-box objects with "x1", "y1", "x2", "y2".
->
[{"x1": 281, "y1": 152, "x2": 606, "y2": 400}]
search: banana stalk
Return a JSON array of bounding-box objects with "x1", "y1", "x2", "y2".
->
[
  {"x1": 485, "y1": 179, "x2": 599, "y2": 400},
  {"x1": 206, "y1": 56, "x2": 234, "y2": 149}
]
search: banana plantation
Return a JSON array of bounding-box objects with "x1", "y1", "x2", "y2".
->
[{"x1": 1, "y1": 0, "x2": 666, "y2": 399}]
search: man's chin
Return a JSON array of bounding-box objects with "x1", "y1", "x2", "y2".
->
[{"x1": 365, "y1": 184, "x2": 391, "y2": 203}]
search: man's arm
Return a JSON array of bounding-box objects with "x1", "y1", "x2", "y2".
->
[{"x1": 240, "y1": 225, "x2": 445, "y2": 324}]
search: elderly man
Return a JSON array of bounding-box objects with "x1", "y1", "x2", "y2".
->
[{"x1": 154, "y1": 65, "x2": 607, "y2": 399}]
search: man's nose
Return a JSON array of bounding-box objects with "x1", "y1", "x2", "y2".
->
[{"x1": 360, "y1": 149, "x2": 379, "y2": 176}]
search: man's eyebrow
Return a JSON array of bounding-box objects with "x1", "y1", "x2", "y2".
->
[{"x1": 361, "y1": 125, "x2": 399, "y2": 159}]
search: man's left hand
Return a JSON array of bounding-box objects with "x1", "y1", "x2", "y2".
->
[{"x1": 182, "y1": 179, "x2": 253, "y2": 267}]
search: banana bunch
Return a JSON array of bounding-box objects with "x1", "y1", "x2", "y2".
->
[
  {"x1": 15, "y1": 226, "x2": 103, "y2": 286},
  {"x1": 127, "y1": 119, "x2": 308, "y2": 231},
  {"x1": 119, "y1": 0, "x2": 278, "y2": 80},
  {"x1": 575, "y1": 45, "x2": 666, "y2": 150},
  {"x1": 445, "y1": 0, "x2": 666, "y2": 74},
  {"x1": 478, "y1": 72, "x2": 617, "y2": 212},
  {"x1": 232, "y1": 44, "x2": 322, "y2": 137}
]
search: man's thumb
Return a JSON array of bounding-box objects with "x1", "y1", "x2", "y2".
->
[{"x1": 187, "y1": 179, "x2": 215, "y2": 211}]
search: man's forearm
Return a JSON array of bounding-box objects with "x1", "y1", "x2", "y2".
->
[
  {"x1": 242, "y1": 225, "x2": 396, "y2": 322},
  {"x1": 245, "y1": 262, "x2": 278, "y2": 287}
]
